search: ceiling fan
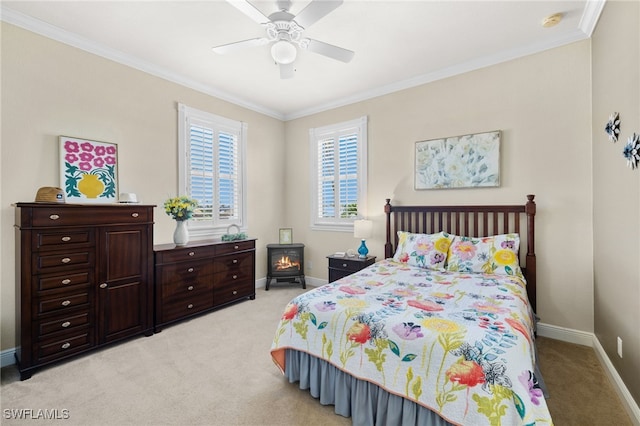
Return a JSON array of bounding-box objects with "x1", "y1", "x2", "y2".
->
[{"x1": 212, "y1": 0, "x2": 355, "y2": 79}]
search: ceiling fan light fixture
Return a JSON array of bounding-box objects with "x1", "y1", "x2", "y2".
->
[{"x1": 271, "y1": 40, "x2": 297, "y2": 64}]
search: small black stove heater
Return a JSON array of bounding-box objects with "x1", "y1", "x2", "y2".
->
[{"x1": 266, "y1": 243, "x2": 305, "y2": 290}]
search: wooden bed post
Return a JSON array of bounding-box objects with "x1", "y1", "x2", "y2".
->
[
  {"x1": 384, "y1": 199, "x2": 392, "y2": 258},
  {"x1": 525, "y1": 194, "x2": 537, "y2": 313}
]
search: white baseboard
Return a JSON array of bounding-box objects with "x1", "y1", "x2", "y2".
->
[
  {"x1": 592, "y1": 336, "x2": 640, "y2": 425},
  {"x1": 537, "y1": 322, "x2": 594, "y2": 346},
  {"x1": 537, "y1": 322, "x2": 640, "y2": 425},
  {"x1": 1, "y1": 347, "x2": 16, "y2": 368}
]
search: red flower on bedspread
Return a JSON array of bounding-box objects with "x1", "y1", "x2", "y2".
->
[
  {"x1": 447, "y1": 359, "x2": 486, "y2": 387},
  {"x1": 347, "y1": 322, "x2": 371, "y2": 344},
  {"x1": 282, "y1": 303, "x2": 298, "y2": 320}
]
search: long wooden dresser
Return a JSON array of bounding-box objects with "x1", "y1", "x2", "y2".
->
[
  {"x1": 14, "y1": 203, "x2": 155, "y2": 380},
  {"x1": 153, "y1": 239, "x2": 256, "y2": 332}
]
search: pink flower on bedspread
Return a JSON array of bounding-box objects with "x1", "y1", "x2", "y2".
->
[
  {"x1": 392, "y1": 322, "x2": 424, "y2": 340},
  {"x1": 397, "y1": 252, "x2": 410, "y2": 263},
  {"x1": 452, "y1": 240, "x2": 477, "y2": 261},
  {"x1": 519, "y1": 371, "x2": 543, "y2": 405},
  {"x1": 339, "y1": 285, "x2": 366, "y2": 295},
  {"x1": 392, "y1": 288, "x2": 418, "y2": 298},
  {"x1": 407, "y1": 299, "x2": 444, "y2": 311},
  {"x1": 347, "y1": 322, "x2": 371, "y2": 344},
  {"x1": 472, "y1": 301, "x2": 508, "y2": 315}
]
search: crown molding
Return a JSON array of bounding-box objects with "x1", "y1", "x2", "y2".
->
[{"x1": 0, "y1": 6, "x2": 285, "y2": 121}]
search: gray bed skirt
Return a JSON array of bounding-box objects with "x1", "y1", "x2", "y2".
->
[{"x1": 284, "y1": 349, "x2": 453, "y2": 426}]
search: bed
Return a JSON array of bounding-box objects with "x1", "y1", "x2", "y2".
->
[{"x1": 270, "y1": 195, "x2": 552, "y2": 425}]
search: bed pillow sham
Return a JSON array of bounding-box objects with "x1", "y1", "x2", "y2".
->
[
  {"x1": 393, "y1": 231, "x2": 455, "y2": 270},
  {"x1": 446, "y1": 233, "x2": 523, "y2": 277}
]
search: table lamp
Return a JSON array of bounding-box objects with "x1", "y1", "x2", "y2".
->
[{"x1": 354, "y1": 219, "x2": 373, "y2": 258}]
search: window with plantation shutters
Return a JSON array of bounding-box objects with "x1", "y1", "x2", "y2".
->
[
  {"x1": 178, "y1": 104, "x2": 247, "y2": 237},
  {"x1": 310, "y1": 116, "x2": 368, "y2": 231}
]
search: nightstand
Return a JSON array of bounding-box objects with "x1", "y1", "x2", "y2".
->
[{"x1": 327, "y1": 255, "x2": 376, "y2": 283}]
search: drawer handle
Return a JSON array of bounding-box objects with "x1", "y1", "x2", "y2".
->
[
  {"x1": 61, "y1": 321, "x2": 71, "y2": 328},
  {"x1": 49, "y1": 214, "x2": 60, "y2": 220},
  {"x1": 100, "y1": 283, "x2": 108, "y2": 289},
  {"x1": 61, "y1": 342, "x2": 71, "y2": 349},
  {"x1": 343, "y1": 263, "x2": 348, "y2": 268},
  {"x1": 187, "y1": 304, "x2": 194, "y2": 309},
  {"x1": 61, "y1": 236, "x2": 71, "y2": 242},
  {"x1": 61, "y1": 279, "x2": 71, "y2": 285},
  {"x1": 131, "y1": 212, "x2": 139, "y2": 218},
  {"x1": 232, "y1": 290, "x2": 238, "y2": 295},
  {"x1": 61, "y1": 257, "x2": 71, "y2": 264},
  {"x1": 187, "y1": 285, "x2": 194, "y2": 291},
  {"x1": 187, "y1": 267, "x2": 194, "y2": 273},
  {"x1": 188, "y1": 251, "x2": 195, "y2": 257},
  {"x1": 232, "y1": 259, "x2": 238, "y2": 264},
  {"x1": 232, "y1": 275, "x2": 238, "y2": 280},
  {"x1": 61, "y1": 300, "x2": 71, "y2": 306},
  {"x1": 234, "y1": 245, "x2": 239, "y2": 250}
]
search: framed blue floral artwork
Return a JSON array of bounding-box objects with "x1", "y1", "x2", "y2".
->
[{"x1": 415, "y1": 130, "x2": 500, "y2": 189}]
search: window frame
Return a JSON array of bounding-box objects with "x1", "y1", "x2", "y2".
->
[
  {"x1": 309, "y1": 116, "x2": 368, "y2": 232},
  {"x1": 177, "y1": 103, "x2": 247, "y2": 238}
]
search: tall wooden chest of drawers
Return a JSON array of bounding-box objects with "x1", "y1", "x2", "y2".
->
[
  {"x1": 153, "y1": 239, "x2": 256, "y2": 332},
  {"x1": 14, "y1": 203, "x2": 155, "y2": 380}
]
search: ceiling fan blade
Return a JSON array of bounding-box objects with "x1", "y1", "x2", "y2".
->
[
  {"x1": 226, "y1": 0, "x2": 270, "y2": 24},
  {"x1": 212, "y1": 38, "x2": 269, "y2": 55},
  {"x1": 305, "y1": 38, "x2": 354, "y2": 63},
  {"x1": 279, "y1": 63, "x2": 295, "y2": 79},
  {"x1": 294, "y1": 0, "x2": 343, "y2": 29}
]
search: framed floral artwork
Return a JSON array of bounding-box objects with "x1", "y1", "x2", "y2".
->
[
  {"x1": 414, "y1": 130, "x2": 500, "y2": 189},
  {"x1": 59, "y1": 136, "x2": 118, "y2": 203}
]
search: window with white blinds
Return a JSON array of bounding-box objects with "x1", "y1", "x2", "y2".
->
[
  {"x1": 178, "y1": 104, "x2": 247, "y2": 237},
  {"x1": 310, "y1": 116, "x2": 368, "y2": 231}
]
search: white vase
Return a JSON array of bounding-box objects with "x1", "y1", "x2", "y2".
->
[{"x1": 173, "y1": 220, "x2": 189, "y2": 246}]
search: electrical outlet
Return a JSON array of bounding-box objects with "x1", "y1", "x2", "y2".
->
[
  {"x1": 307, "y1": 260, "x2": 313, "y2": 270},
  {"x1": 617, "y1": 336, "x2": 623, "y2": 358}
]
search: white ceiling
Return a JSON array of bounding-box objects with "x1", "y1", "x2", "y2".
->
[{"x1": 2, "y1": 0, "x2": 604, "y2": 120}]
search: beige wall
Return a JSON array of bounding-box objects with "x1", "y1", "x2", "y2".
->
[
  {"x1": 0, "y1": 23, "x2": 286, "y2": 350},
  {"x1": 592, "y1": 1, "x2": 640, "y2": 406},
  {"x1": 286, "y1": 41, "x2": 594, "y2": 335}
]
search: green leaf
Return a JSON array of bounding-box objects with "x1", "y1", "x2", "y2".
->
[
  {"x1": 318, "y1": 321, "x2": 328, "y2": 330},
  {"x1": 513, "y1": 392, "x2": 525, "y2": 419},
  {"x1": 389, "y1": 339, "x2": 400, "y2": 357},
  {"x1": 310, "y1": 313, "x2": 317, "y2": 326},
  {"x1": 401, "y1": 353, "x2": 417, "y2": 362}
]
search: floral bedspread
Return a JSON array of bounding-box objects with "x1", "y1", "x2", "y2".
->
[{"x1": 270, "y1": 259, "x2": 553, "y2": 425}]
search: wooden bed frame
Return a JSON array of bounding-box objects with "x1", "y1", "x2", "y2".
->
[{"x1": 384, "y1": 194, "x2": 537, "y2": 312}]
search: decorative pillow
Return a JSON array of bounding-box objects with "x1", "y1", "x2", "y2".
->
[
  {"x1": 393, "y1": 231, "x2": 455, "y2": 270},
  {"x1": 446, "y1": 233, "x2": 523, "y2": 277}
]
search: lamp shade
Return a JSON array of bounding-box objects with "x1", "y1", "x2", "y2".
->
[
  {"x1": 353, "y1": 219, "x2": 373, "y2": 239},
  {"x1": 271, "y1": 40, "x2": 297, "y2": 65}
]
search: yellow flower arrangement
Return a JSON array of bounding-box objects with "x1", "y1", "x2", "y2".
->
[{"x1": 164, "y1": 196, "x2": 198, "y2": 221}]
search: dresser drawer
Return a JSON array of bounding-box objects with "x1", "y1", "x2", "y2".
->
[
  {"x1": 38, "y1": 312, "x2": 90, "y2": 336},
  {"x1": 30, "y1": 206, "x2": 151, "y2": 227},
  {"x1": 159, "y1": 260, "x2": 214, "y2": 283},
  {"x1": 37, "y1": 292, "x2": 90, "y2": 315},
  {"x1": 33, "y1": 250, "x2": 93, "y2": 272},
  {"x1": 161, "y1": 296, "x2": 214, "y2": 323},
  {"x1": 213, "y1": 252, "x2": 254, "y2": 275},
  {"x1": 161, "y1": 279, "x2": 213, "y2": 300},
  {"x1": 156, "y1": 245, "x2": 216, "y2": 264},
  {"x1": 214, "y1": 240, "x2": 255, "y2": 256},
  {"x1": 34, "y1": 229, "x2": 94, "y2": 250},
  {"x1": 37, "y1": 271, "x2": 92, "y2": 292},
  {"x1": 37, "y1": 332, "x2": 93, "y2": 363},
  {"x1": 213, "y1": 279, "x2": 254, "y2": 306}
]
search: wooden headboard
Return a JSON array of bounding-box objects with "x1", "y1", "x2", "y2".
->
[{"x1": 384, "y1": 195, "x2": 537, "y2": 312}]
